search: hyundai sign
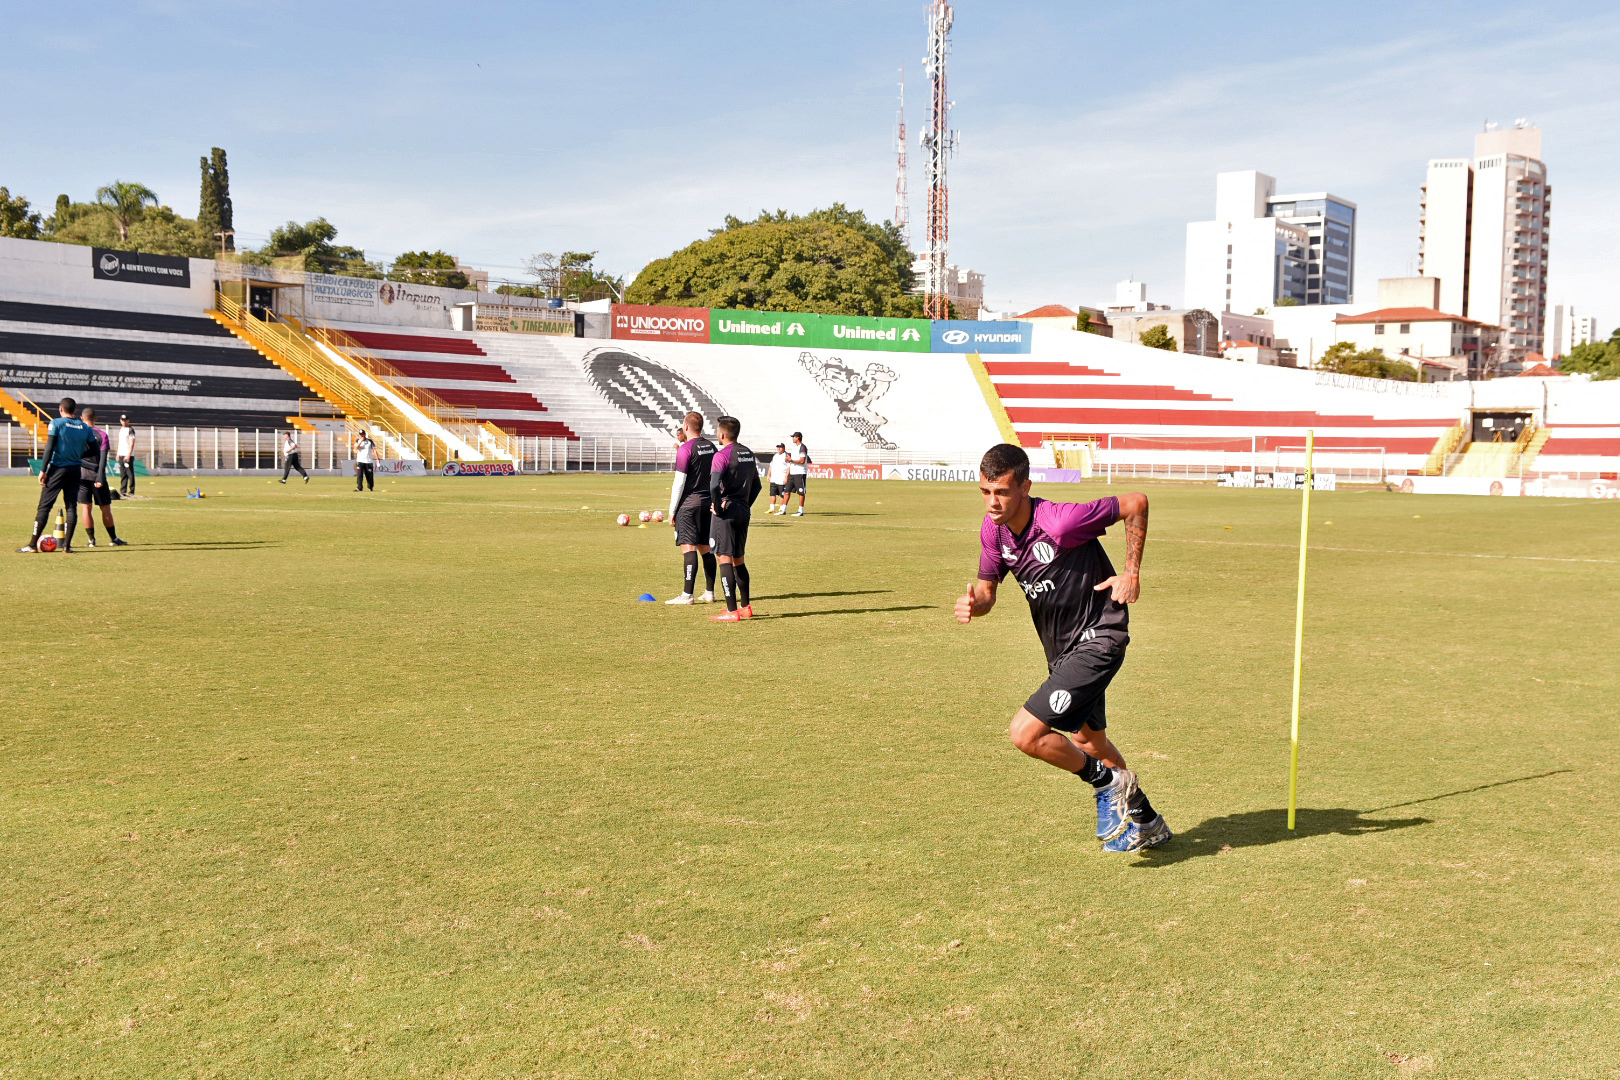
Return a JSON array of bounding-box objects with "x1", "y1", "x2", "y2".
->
[{"x1": 930, "y1": 320, "x2": 1033, "y2": 353}]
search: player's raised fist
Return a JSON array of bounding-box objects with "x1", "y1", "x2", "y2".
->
[{"x1": 955, "y1": 587, "x2": 977, "y2": 624}]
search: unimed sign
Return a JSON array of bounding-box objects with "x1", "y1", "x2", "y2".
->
[{"x1": 611, "y1": 304, "x2": 710, "y2": 344}]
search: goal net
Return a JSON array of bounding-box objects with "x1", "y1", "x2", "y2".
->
[{"x1": 1095, "y1": 434, "x2": 1262, "y2": 483}]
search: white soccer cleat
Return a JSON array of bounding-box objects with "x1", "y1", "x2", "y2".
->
[
  {"x1": 792, "y1": 509, "x2": 804, "y2": 516},
  {"x1": 665, "y1": 593, "x2": 694, "y2": 605},
  {"x1": 698, "y1": 590, "x2": 715, "y2": 603}
]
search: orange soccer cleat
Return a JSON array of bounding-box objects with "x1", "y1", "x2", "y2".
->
[
  {"x1": 710, "y1": 610, "x2": 744, "y2": 622},
  {"x1": 737, "y1": 605, "x2": 755, "y2": 619}
]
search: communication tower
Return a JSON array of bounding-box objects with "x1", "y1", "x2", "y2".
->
[
  {"x1": 894, "y1": 65, "x2": 910, "y2": 251},
  {"x1": 920, "y1": 0, "x2": 958, "y2": 319}
]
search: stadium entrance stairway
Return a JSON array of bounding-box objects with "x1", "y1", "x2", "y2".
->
[{"x1": 209, "y1": 292, "x2": 479, "y2": 466}]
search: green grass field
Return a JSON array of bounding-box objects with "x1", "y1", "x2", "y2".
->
[{"x1": 2, "y1": 473, "x2": 1616, "y2": 1079}]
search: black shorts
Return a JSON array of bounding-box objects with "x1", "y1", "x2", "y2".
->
[
  {"x1": 709, "y1": 514, "x2": 750, "y2": 559},
  {"x1": 78, "y1": 471, "x2": 112, "y2": 506},
  {"x1": 674, "y1": 500, "x2": 710, "y2": 546},
  {"x1": 1023, "y1": 635, "x2": 1127, "y2": 733},
  {"x1": 785, "y1": 474, "x2": 806, "y2": 494},
  {"x1": 769, "y1": 482, "x2": 785, "y2": 496}
]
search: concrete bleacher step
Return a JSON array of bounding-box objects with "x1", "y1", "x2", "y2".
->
[{"x1": 471, "y1": 335, "x2": 653, "y2": 441}]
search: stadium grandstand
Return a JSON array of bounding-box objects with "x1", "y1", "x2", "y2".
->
[{"x1": 2, "y1": 234, "x2": 1616, "y2": 494}]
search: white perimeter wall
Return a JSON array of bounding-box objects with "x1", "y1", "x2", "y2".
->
[{"x1": 0, "y1": 237, "x2": 215, "y2": 315}]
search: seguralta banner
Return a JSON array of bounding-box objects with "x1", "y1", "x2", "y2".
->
[{"x1": 610, "y1": 304, "x2": 1032, "y2": 353}]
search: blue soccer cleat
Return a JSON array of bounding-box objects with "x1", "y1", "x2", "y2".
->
[
  {"x1": 1102, "y1": 814, "x2": 1173, "y2": 853},
  {"x1": 1094, "y1": 768, "x2": 1137, "y2": 841}
]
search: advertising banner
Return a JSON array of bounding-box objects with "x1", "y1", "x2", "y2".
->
[
  {"x1": 931, "y1": 320, "x2": 1034, "y2": 353},
  {"x1": 443, "y1": 461, "x2": 517, "y2": 476},
  {"x1": 820, "y1": 314, "x2": 930, "y2": 352},
  {"x1": 611, "y1": 304, "x2": 710, "y2": 344},
  {"x1": 709, "y1": 310, "x2": 930, "y2": 352},
  {"x1": 806, "y1": 463, "x2": 885, "y2": 480},
  {"x1": 92, "y1": 248, "x2": 191, "y2": 288},
  {"x1": 883, "y1": 465, "x2": 983, "y2": 482},
  {"x1": 342, "y1": 458, "x2": 427, "y2": 477},
  {"x1": 709, "y1": 309, "x2": 813, "y2": 346}
]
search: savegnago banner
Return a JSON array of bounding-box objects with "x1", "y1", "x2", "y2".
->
[
  {"x1": 443, "y1": 461, "x2": 516, "y2": 476},
  {"x1": 610, "y1": 304, "x2": 1029, "y2": 353}
]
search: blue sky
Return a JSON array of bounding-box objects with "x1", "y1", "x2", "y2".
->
[{"x1": 4, "y1": 0, "x2": 1616, "y2": 329}]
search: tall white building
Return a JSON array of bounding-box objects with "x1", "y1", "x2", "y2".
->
[
  {"x1": 1419, "y1": 123, "x2": 1550, "y2": 363},
  {"x1": 1185, "y1": 170, "x2": 1356, "y2": 314}
]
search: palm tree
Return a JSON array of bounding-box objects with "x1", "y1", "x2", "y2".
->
[{"x1": 95, "y1": 181, "x2": 159, "y2": 241}]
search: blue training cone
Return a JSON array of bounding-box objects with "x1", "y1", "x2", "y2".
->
[{"x1": 637, "y1": 593, "x2": 657, "y2": 602}]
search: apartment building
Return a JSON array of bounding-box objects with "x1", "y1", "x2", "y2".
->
[
  {"x1": 1418, "y1": 123, "x2": 1550, "y2": 363},
  {"x1": 1185, "y1": 170, "x2": 1355, "y2": 314}
]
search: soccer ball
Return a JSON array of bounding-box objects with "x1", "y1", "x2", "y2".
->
[
  {"x1": 651, "y1": 510, "x2": 665, "y2": 522},
  {"x1": 38, "y1": 536, "x2": 58, "y2": 552},
  {"x1": 616, "y1": 513, "x2": 631, "y2": 526},
  {"x1": 638, "y1": 510, "x2": 652, "y2": 522}
]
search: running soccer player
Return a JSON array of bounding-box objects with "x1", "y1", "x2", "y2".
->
[
  {"x1": 766, "y1": 442, "x2": 789, "y2": 514},
  {"x1": 19, "y1": 398, "x2": 94, "y2": 553},
  {"x1": 784, "y1": 432, "x2": 809, "y2": 516},
  {"x1": 665, "y1": 412, "x2": 718, "y2": 605},
  {"x1": 953, "y1": 443, "x2": 1171, "y2": 852},
  {"x1": 281, "y1": 430, "x2": 309, "y2": 484},
  {"x1": 76, "y1": 408, "x2": 126, "y2": 547},
  {"x1": 708, "y1": 415, "x2": 762, "y2": 622}
]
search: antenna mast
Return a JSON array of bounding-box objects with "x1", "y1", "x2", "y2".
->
[
  {"x1": 894, "y1": 65, "x2": 910, "y2": 251},
  {"x1": 920, "y1": 0, "x2": 958, "y2": 320}
]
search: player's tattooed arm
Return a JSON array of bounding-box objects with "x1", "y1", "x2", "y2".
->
[
  {"x1": 1095, "y1": 492, "x2": 1148, "y2": 604},
  {"x1": 955, "y1": 579, "x2": 998, "y2": 623}
]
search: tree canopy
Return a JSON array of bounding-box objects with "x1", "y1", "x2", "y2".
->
[
  {"x1": 391, "y1": 250, "x2": 469, "y2": 290},
  {"x1": 501, "y1": 251, "x2": 622, "y2": 302},
  {"x1": 627, "y1": 205, "x2": 915, "y2": 316},
  {"x1": 0, "y1": 188, "x2": 42, "y2": 239},
  {"x1": 1560, "y1": 329, "x2": 1620, "y2": 381},
  {"x1": 1139, "y1": 324, "x2": 1178, "y2": 351},
  {"x1": 95, "y1": 181, "x2": 158, "y2": 241},
  {"x1": 198, "y1": 148, "x2": 233, "y2": 252},
  {"x1": 1316, "y1": 342, "x2": 1417, "y2": 381},
  {"x1": 260, "y1": 218, "x2": 380, "y2": 276}
]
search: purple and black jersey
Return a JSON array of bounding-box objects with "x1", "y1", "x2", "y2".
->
[
  {"x1": 979, "y1": 496, "x2": 1128, "y2": 664},
  {"x1": 673, "y1": 436, "x2": 716, "y2": 506},
  {"x1": 709, "y1": 442, "x2": 761, "y2": 519}
]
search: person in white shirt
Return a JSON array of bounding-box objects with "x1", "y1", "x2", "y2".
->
[
  {"x1": 785, "y1": 432, "x2": 810, "y2": 516},
  {"x1": 115, "y1": 415, "x2": 137, "y2": 495},
  {"x1": 766, "y1": 442, "x2": 790, "y2": 514},
  {"x1": 281, "y1": 430, "x2": 309, "y2": 484},
  {"x1": 353, "y1": 431, "x2": 376, "y2": 492}
]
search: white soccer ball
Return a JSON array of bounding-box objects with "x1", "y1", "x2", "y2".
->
[
  {"x1": 638, "y1": 510, "x2": 652, "y2": 522},
  {"x1": 616, "y1": 513, "x2": 631, "y2": 526},
  {"x1": 651, "y1": 510, "x2": 665, "y2": 522}
]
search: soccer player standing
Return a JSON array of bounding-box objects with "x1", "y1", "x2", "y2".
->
[
  {"x1": 115, "y1": 414, "x2": 137, "y2": 495},
  {"x1": 784, "y1": 432, "x2": 809, "y2": 516},
  {"x1": 353, "y1": 430, "x2": 376, "y2": 492},
  {"x1": 75, "y1": 408, "x2": 126, "y2": 547},
  {"x1": 665, "y1": 412, "x2": 718, "y2": 605},
  {"x1": 954, "y1": 443, "x2": 1172, "y2": 852},
  {"x1": 19, "y1": 398, "x2": 94, "y2": 553},
  {"x1": 767, "y1": 442, "x2": 790, "y2": 515},
  {"x1": 708, "y1": 415, "x2": 761, "y2": 622}
]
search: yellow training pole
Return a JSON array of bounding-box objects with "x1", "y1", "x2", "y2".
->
[{"x1": 1287, "y1": 430, "x2": 1314, "y2": 830}]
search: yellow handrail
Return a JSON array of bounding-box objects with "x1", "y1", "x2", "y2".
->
[{"x1": 210, "y1": 291, "x2": 455, "y2": 468}]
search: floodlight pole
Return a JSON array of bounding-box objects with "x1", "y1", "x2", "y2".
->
[{"x1": 1287, "y1": 428, "x2": 1314, "y2": 830}]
